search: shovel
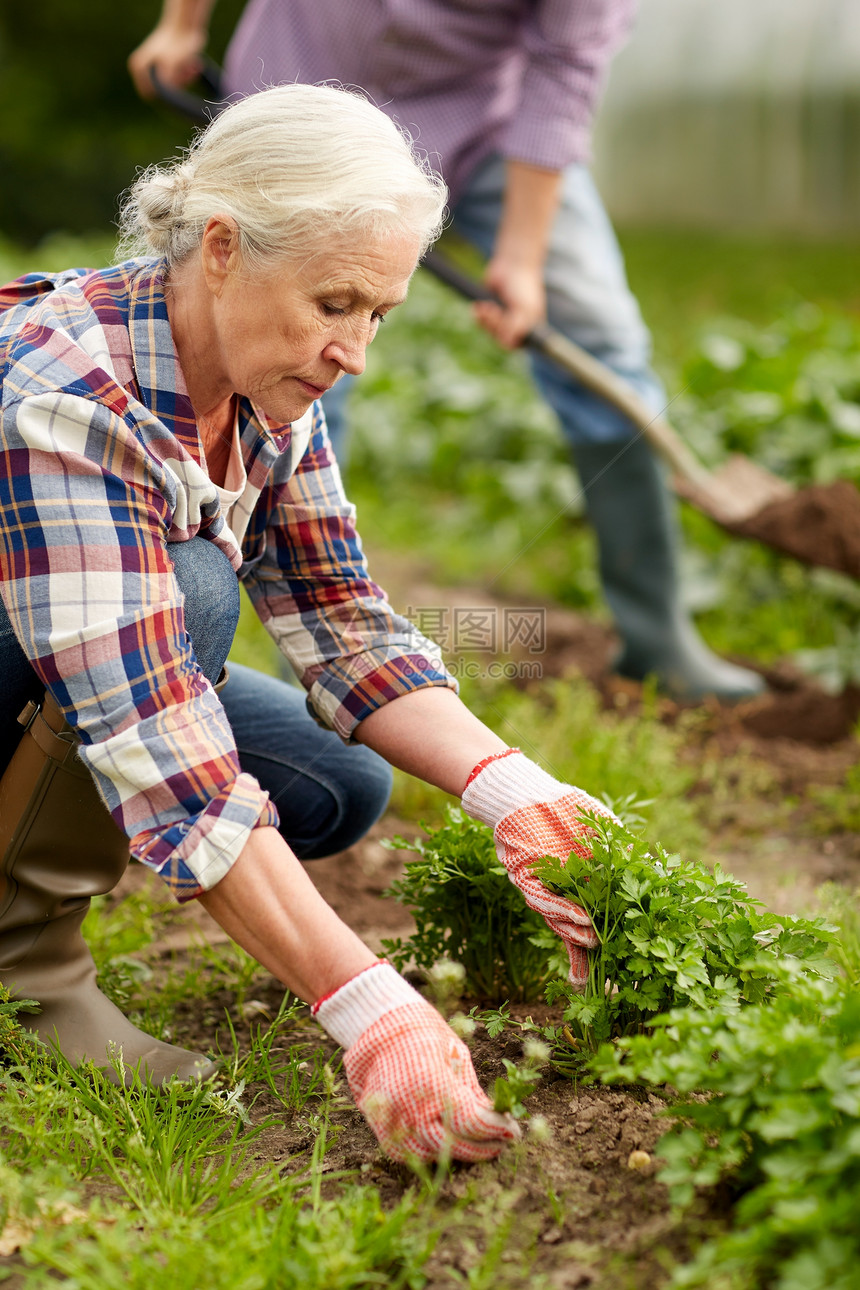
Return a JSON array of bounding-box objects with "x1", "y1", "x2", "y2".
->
[
  {"x1": 422, "y1": 251, "x2": 794, "y2": 528},
  {"x1": 421, "y1": 252, "x2": 860, "y2": 580},
  {"x1": 147, "y1": 65, "x2": 860, "y2": 581}
]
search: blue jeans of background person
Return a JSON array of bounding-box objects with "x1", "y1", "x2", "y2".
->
[
  {"x1": 321, "y1": 157, "x2": 666, "y2": 456},
  {"x1": 0, "y1": 538, "x2": 392, "y2": 859}
]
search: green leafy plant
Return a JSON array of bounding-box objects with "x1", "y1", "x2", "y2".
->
[
  {"x1": 592, "y1": 975, "x2": 860, "y2": 1290},
  {"x1": 491, "y1": 1038, "x2": 550, "y2": 1121},
  {"x1": 535, "y1": 814, "x2": 837, "y2": 1052},
  {"x1": 381, "y1": 807, "x2": 562, "y2": 1001},
  {"x1": 473, "y1": 1003, "x2": 582, "y2": 1081}
]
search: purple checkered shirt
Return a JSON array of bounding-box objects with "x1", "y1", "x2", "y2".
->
[{"x1": 224, "y1": 0, "x2": 637, "y2": 196}]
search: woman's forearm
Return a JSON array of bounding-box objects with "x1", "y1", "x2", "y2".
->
[
  {"x1": 354, "y1": 686, "x2": 508, "y2": 796},
  {"x1": 198, "y1": 825, "x2": 377, "y2": 1002},
  {"x1": 199, "y1": 690, "x2": 507, "y2": 995}
]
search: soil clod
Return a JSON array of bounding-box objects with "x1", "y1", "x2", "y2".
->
[{"x1": 726, "y1": 478, "x2": 860, "y2": 579}]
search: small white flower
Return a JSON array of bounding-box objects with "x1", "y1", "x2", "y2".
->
[
  {"x1": 528, "y1": 1115, "x2": 552, "y2": 1142},
  {"x1": 428, "y1": 959, "x2": 466, "y2": 989},
  {"x1": 322, "y1": 1062, "x2": 341, "y2": 1096},
  {"x1": 523, "y1": 1038, "x2": 552, "y2": 1067},
  {"x1": 449, "y1": 1013, "x2": 476, "y2": 1040}
]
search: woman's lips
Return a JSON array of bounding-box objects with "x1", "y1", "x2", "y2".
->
[{"x1": 297, "y1": 378, "x2": 330, "y2": 397}]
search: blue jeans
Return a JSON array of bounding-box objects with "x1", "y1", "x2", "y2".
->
[
  {"x1": 0, "y1": 538, "x2": 392, "y2": 859},
  {"x1": 322, "y1": 157, "x2": 666, "y2": 455}
]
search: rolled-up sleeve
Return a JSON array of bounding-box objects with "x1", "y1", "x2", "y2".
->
[
  {"x1": 502, "y1": 0, "x2": 638, "y2": 169},
  {"x1": 242, "y1": 409, "x2": 457, "y2": 741},
  {"x1": 0, "y1": 386, "x2": 277, "y2": 901}
]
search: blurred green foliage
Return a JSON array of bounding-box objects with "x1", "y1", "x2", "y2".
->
[{"x1": 0, "y1": 1, "x2": 243, "y2": 245}]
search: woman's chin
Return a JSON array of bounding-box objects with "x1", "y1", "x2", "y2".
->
[{"x1": 257, "y1": 393, "x2": 317, "y2": 425}]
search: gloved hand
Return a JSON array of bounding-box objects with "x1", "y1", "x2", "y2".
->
[
  {"x1": 313, "y1": 961, "x2": 520, "y2": 1164},
  {"x1": 461, "y1": 749, "x2": 616, "y2": 989}
]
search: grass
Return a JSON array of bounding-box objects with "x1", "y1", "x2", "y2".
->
[{"x1": 0, "y1": 984, "x2": 438, "y2": 1288}]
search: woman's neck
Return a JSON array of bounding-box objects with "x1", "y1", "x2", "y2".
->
[{"x1": 165, "y1": 259, "x2": 232, "y2": 420}]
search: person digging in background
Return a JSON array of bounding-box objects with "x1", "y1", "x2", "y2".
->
[
  {"x1": 129, "y1": 0, "x2": 765, "y2": 705},
  {"x1": 0, "y1": 82, "x2": 620, "y2": 1164}
]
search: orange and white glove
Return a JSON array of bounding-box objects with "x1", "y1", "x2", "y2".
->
[
  {"x1": 461, "y1": 749, "x2": 616, "y2": 989},
  {"x1": 312, "y1": 961, "x2": 520, "y2": 1164}
]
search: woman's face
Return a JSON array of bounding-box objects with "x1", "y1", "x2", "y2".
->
[{"x1": 204, "y1": 227, "x2": 421, "y2": 424}]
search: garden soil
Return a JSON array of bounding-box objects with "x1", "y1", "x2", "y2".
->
[{"x1": 175, "y1": 976, "x2": 704, "y2": 1290}]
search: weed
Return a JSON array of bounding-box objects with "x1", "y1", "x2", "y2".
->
[
  {"x1": 218, "y1": 996, "x2": 332, "y2": 1112},
  {"x1": 382, "y1": 807, "x2": 557, "y2": 1001},
  {"x1": 0, "y1": 984, "x2": 40, "y2": 1067},
  {"x1": 536, "y1": 814, "x2": 837, "y2": 1052},
  {"x1": 12, "y1": 1181, "x2": 437, "y2": 1290},
  {"x1": 492, "y1": 1038, "x2": 549, "y2": 1121}
]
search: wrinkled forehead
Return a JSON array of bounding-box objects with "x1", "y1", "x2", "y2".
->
[{"x1": 270, "y1": 232, "x2": 422, "y2": 304}]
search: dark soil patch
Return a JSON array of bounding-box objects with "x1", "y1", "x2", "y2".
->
[{"x1": 527, "y1": 604, "x2": 860, "y2": 749}]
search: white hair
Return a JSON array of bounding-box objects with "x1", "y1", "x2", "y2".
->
[{"x1": 117, "y1": 82, "x2": 447, "y2": 267}]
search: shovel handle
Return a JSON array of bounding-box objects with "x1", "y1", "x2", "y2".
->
[
  {"x1": 148, "y1": 60, "x2": 226, "y2": 123},
  {"x1": 421, "y1": 249, "x2": 716, "y2": 492}
]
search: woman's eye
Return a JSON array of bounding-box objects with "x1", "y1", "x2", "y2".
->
[
  {"x1": 322, "y1": 303, "x2": 345, "y2": 316},
  {"x1": 371, "y1": 312, "x2": 386, "y2": 325}
]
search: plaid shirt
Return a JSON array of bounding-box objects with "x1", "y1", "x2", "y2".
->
[
  {"x1": 0, "y1": 259, "x2": 454, "y2": 899},
  {"x1": 225, "y1": 0, "x2": 637, "y2": 196}
]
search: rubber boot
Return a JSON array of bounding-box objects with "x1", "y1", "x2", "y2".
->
[
  {"x1": 0, "y1": 691, "x2": 216, "y2": 1085},
  {"x1": 571, "y1": 437, "x2": 764, "y2": 702}
]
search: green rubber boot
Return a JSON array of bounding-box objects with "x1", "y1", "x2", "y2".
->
[
  {"x1": 0, "y1": 691, "x2": 216, "y2": 1085},
  {"x1": 572, "y1": 437, "x2": 764, "y2": 703}
]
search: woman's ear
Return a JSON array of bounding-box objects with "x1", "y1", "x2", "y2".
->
[{"x1": 200, "y1": 216, "x2": 240, "y2": 295}]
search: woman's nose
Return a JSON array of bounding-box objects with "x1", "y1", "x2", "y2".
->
[{"x1": 324, "y1": 329, "x2": 368, "y2": 377}]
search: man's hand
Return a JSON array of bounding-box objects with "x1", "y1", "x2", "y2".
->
[
  {"x1": 471, "y1": 160, "x2": 561, "y2": 350},
  {"x1": 128, "y1": 0, "x2": 214, "y2": 99},
  {"x1": 314, "y1": 963, "x2": 519, "y2": 1164},
  {"x1": 461, "y1": 750, "x2": 616, "y2": 988},
  {"x1": 473, "y1": 257, "x2": 546, "y2": 349}
]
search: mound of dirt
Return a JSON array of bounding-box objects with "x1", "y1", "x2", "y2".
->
[
  {"x1": 727, "y1": 479, "x2": 860, "y2": 579},
  {"x1": 730, "y1": 675, "x2": 860, "y2": 745},
  {"x1": 369, "y1": 548, "x2": 860, "y2": 751},
  {"x1": 530, "y1": 605, "x2": 860, "y2": 748}
]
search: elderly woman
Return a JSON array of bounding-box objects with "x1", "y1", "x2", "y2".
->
[{"x1": 0, "y1": 84, "x2": 610, "y2": 1164}]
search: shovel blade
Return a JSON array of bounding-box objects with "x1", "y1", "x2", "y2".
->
[{"x1": 673, "y1": 454, "x2": 794, "y2": 526}]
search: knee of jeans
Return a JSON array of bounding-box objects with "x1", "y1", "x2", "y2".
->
[
  {"x1": 297, "y1": 753, "x2": 393, "y2": 860},
  {"x1": 168, "y1": 538, "x2": 240, "y2": 685}
]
